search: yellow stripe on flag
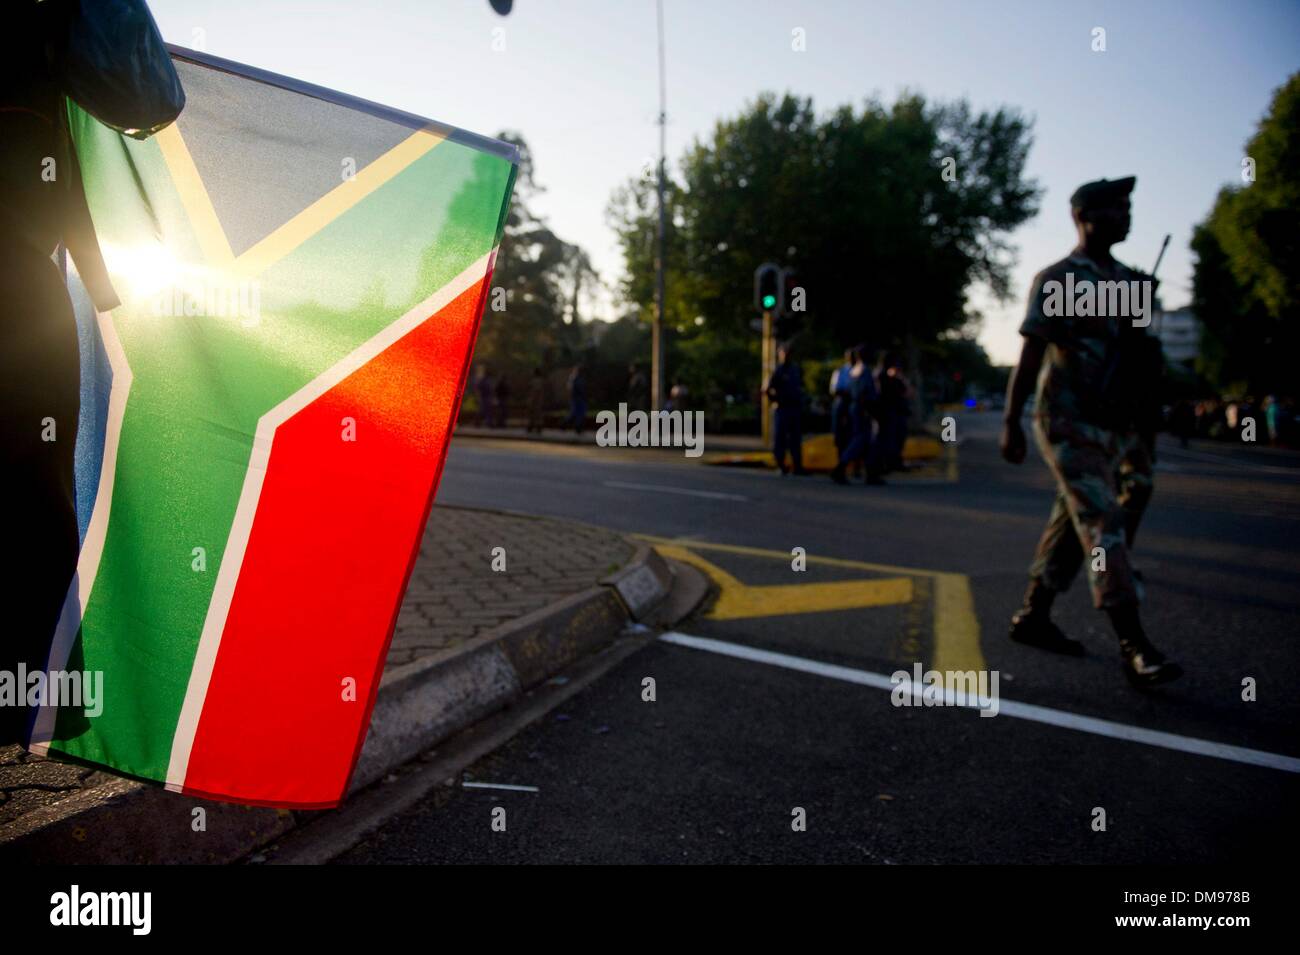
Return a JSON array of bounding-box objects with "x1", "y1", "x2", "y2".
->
[
  {"x1": 231, "y1": 126, "x2": 448, "y2": 277},
  {"x1": 156, "y1": 123, "x2": 448, "y2": 278},
  {"x1": 154, "y1": 123, "x2": 236, "y2": 267}
]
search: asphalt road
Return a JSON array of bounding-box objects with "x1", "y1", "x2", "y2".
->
[{"x1": 336, "y1": 412, "x2": 1300, "y2": 863}]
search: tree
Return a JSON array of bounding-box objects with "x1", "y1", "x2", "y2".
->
[
  {"x1": 472, "y1": 132, "x2": 597, "y2": 400},
  {"x1": 922, "y1": 333, "x2": 1007, "y2": 404},
  {"x1": 607, "y1": 92, "x2": 1040, "y2": 404},
  {"x1": 1191, "y1": 72, "x2": 1300, "y2": 395}
]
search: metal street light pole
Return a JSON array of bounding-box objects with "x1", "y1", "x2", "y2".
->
[{"x1": 652, "y1": 0, "x2": 667, "y2": 412}]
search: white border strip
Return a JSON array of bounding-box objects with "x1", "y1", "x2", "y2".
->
[
  {"x1": 28, "y1": 310, "x2": 134, "y2": 751},
  {"x1": 163, "y1": 250, "x2": 496, "y2": 790},
  {"x1": 660, "y1": 631, "x2": 1300, "y2": 775}
]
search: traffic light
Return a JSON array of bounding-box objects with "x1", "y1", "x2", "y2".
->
[
  {"x1": 779, "y1": 267, "x2": 802, "y2": 318},
  {"x1": 754, "y1": 262, "x2": 780, "y2": 313}
]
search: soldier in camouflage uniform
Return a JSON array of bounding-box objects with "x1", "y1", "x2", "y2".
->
[
  {"x1": 1028, "y1": 429, "x2": 1153, "y2": 601},
  {"x1": 1000, "y1": 176, "x2": 1181, "y2": 688}
]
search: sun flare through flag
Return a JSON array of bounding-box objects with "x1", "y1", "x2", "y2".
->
[{"x1": 28, "y1": 46, "x2": 518, "y2": 808}]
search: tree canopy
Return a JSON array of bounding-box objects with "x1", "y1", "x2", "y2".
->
[
  {"x1": 607, "y1": 91, "x2": 1040, "y2": 402},
  {"x1": 1191, "y1": 72, "x2": 1300, "y2": 395},
  {"x1": 471, "y1": 131, "x2": 597, "y2": 388}
]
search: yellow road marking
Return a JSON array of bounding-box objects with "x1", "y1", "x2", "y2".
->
[
  {"x1": 655, "y1": 544, "x2": 912, "y2": 621},
  {"x1": 642, "y1": 535, "x2": 985, "y2": 674},
  {"x1": 638, "y1": 534, "x2": 933, "y2": 577},
  {"x1": 932, "y1": 573, "x2": 984, "y2": 679},
  {"x1": 651, "y1": 544, "x2": 747, "y2": 590}
]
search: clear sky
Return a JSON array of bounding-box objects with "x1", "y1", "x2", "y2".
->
[{"x1": 148, "y1": 0, "x2": 1299, "y2": 364}]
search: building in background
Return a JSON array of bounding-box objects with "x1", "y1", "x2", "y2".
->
[{"x1": 1152, "y1": 305, "x2": 1201, "y2": 368}]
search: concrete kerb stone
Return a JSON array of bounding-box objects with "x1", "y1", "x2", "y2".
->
[
  {"x1": 351, "y1": 583, "x2": 632, "y2": 792},
  {"x1": 353, "y1": 544, "x2": 674, "y2": 790},
  {"x1": 602, "y1": 543, "x2": 674, "y2": 621}
]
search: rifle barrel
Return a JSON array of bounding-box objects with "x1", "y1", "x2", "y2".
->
[{"x1": 1152, "y1": 233, "x2": 1171, "y2": 278}]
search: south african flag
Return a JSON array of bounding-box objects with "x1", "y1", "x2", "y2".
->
[{"x1": 28, "y1": 47, "x2": 517, "y2": 808}]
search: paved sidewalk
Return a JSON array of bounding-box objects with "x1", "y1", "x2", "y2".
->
[
  {"x1": 389, "y1": 505, "x2": 633, "y2": 666},
  {"x1": 1, "y1": 504, "x2": 633, "y2": 831},
  {"x1": 0, "y1": 744, "x2": 115, "y2": 828}
]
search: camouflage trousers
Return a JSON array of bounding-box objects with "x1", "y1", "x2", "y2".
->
[{"x1": 1028, "y1": 415, "x2": 1153, "y2": 608}]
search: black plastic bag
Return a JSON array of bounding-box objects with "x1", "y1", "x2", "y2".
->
[{"x1": 47, "y1": 0, "x2": 185, "y2": 139}]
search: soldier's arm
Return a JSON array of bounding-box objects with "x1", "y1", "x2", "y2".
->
[
  {"x1": 1004, "y1": 336, "x2": 1046, "y2": 425},
  {"x1": 1002, "y1": 265, "x2": 1058, "y2": 463},
  {"x1": 1000, "y1": 337, "x2": 1044, "y2": 464}
]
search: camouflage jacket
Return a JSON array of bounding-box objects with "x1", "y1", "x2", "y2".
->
[{"x1": 1019, "y1": 250, "x2": 1159, "y2": 433}]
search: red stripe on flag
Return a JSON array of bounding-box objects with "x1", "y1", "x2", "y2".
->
[{"x1": 181, "y1": 279, "x2": 488, "y2": 807}]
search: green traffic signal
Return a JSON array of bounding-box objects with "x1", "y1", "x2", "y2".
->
[{"x1": 754, "y1": 262, "x2": 781, "y2": 312}]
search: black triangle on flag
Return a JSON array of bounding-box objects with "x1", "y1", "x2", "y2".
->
[{"x1": 172, "y1": 58, "x2": 416, "y2": 257}]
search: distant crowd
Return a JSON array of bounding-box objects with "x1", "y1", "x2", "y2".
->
[
  {"x1": 468, "y1": 362, "x2": 691, "y2": 437},
  {"x1": 767, "y1": 343, "x2": 913, "y2": 485},
  {"x1": 1166, "y1": 395, "x2": 1297, "y2": 448},
  {"x1": 468, "y1": 345, "x2": 917, "y2": 483}
]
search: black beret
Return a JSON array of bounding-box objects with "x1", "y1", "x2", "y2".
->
[{"x1": 1070, "y1": 176, "x2": 1136, "y2": 210}]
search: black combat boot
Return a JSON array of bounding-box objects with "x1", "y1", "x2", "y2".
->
[
  {"x1": 1009, "y1": 579, "x2": 1085, "y2": 656},
  {"x1": 1106, "y1": 603, "x2": 1183, "y2": 688}
]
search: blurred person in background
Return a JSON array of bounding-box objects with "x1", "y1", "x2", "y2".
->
[
  {"x1": 1169, "y1": 399, "x2": 1195, "y2": 448},
  {"x1": 831, "y1": 345, "x2": 885, "y2": 486},
  {"x1": 829, "y1": 348, "x2": 854, "y2": 463},
  {"x1": 878, "y1": 353, "x2": 912, "y2": 473},
  {"x1": 526, "y1": 367, "x2": 546, "y2": 433},
  {"x1": 667, "y1": 378, "x2": 689, "y2": 412},
  {"x1": 563, "y1": 364, "x2": 587, "y2": 435},
  {"x1": 494, "y1": 373, "x2": 510, "y2": 428},
  {"x1": 766, "y1": 342, "x2": 806, "y2": 475},
  {"x1": 627, "y1": 362, "x2": 648, "y2": 413},
  {"x1": 474, "y1": 364, "x2": 495, "y2": 427}
]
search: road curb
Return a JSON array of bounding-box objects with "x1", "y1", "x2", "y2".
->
[
  {"x1": 0, "y1": 531, "x2": 702, "y2": 864},
  {"x1": 602, "y1": 543, "x2": 674, "y2": 621},
  {"x1": 351, "y1": 583, "x2": 630, "y2": 792}
]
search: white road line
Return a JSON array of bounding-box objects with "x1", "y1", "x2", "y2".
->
[
  {"x1": 462, "y1": 782, "x2": 540, "y2": 793},
  {"x1": 659, "y1": 631, "x2": 1300, "y2": 775},
  {"x1": 603, "y1": 480, "x2": 748, "y2": 502}
]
